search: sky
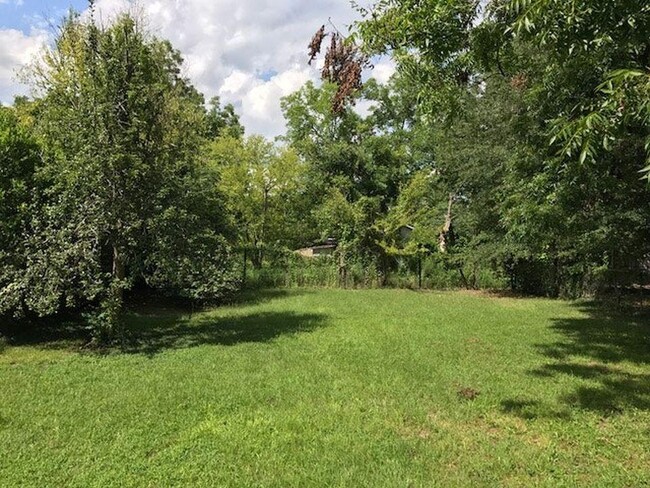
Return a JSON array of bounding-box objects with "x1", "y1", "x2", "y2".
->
[{"x1": 0, "y1": 0, "x2": 395, "y2": 138}]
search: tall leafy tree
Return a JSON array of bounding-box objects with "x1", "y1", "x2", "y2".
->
[
  {"x1": 209, "y1": 135, "x2": 310, "y2": 266},
  {"x1": 344, "y1": 0, "x2": 650, "y2": 295},
  {"x1": 10, "y1": 11, "x2": 235, "y2": 337},
  {"x1": 282, "y1": 81, "x2": 412, "y2": 209}
]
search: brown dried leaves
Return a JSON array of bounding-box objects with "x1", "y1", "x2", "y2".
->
[
  {"x1": 308, "y1": 25, "x2": 326, "y2": 66},
  {"x1": 308, "y1": 27, "x2": 367, "y2": 113}
]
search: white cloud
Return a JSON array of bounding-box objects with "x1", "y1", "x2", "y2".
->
[
  {"x1": 0, "y1": 28, "x2": 47, "y2": 103},
  {"x1": 238, "y1": 65, "x2": 312, "y2": 136},
  {"x1": 220, "y1": 70, "x2": 256, "y2": 97},
  {"x1": 0, "y1": 0, "x2": 395, "y2": 137},
  {"x1": 371, "y1": 60, "x2": 396, "y2": 85},
  {"x1": 353, "y1": 99, "x2": 374, "y2": 119}
]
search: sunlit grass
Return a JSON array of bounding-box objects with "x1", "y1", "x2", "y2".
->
[{"x1": 1, "y1": 289, "x2": 649, "y2": 486}]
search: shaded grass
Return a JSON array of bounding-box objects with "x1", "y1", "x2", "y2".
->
[{"x1": 1, "y1": 289, "x2": 649, "y2": 487}]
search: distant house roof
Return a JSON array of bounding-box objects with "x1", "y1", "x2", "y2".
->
[
  {"x1": 310, "y1": 244, "x2": 337, "y2": 251},
  {"x1": 294, "y1": 237, "x2": 338, "y2": 258}
]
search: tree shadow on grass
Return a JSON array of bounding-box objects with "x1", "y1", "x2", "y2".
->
[
  {"x1": 1, "y1": 291, "x2": 326, "y2": 357},
  {"x1": 500, "y1": 399, "x2": 572, "y2": 420},
  {"x1": 0, "y1": 315, "x2": 89, "y2": 352},
  {"x1": 122, "y1": 310, "x2": 329, "y2": 357},
  {"x1": 502, "y1": 302, "x2": 650, "y2": 418},
  {"x1": 125, "y1": 288, "x2": 311, "y2": 313}
]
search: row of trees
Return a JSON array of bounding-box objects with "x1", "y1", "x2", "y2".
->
[
  {"x1": 289, "y1": 0, "x2": 650, "y2": 295},
  {"x1": 1, "y1": 1, "x2": 648, "y2": 340}
]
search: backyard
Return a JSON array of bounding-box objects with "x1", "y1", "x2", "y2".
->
[{"x1": 1, "y1": 289, "x2": 648, "y2": 487}]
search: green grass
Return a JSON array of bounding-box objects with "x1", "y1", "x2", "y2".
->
[{"x1": 1, "y1": 289, "x2": 649, "y2": 487}]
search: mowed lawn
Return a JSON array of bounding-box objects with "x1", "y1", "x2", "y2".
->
[{"x1": 1, "y1": 289, "x2": 649, "y2": 487}]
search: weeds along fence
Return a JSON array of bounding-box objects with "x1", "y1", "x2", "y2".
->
[
  {"x1": 237, "y1": 247, "x2": 650, "y2": 296},
  {"x1": 241, "y1": 249, "x2": 507, "y2": 291}
]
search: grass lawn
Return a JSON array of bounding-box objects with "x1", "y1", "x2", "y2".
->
[{"x1": 1, "y1": 289, "x2": 649, "y2": 487}]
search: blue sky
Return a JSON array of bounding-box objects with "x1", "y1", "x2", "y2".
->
[
  {"x1": 0, "y1": 0, "x2": 394, "y2": 137},
  {"x1": 0, "y1": 0, "x2": 86, "y2": 32}
]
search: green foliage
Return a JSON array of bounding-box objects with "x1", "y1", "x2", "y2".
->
[
  {"x1": 282, "y1": 81, "x2": 413, "y2": 207},
  {"x1": 209, "y1": 134, "x2": 312, "y2": 264},
  {"x1": 344, "y1": 0, "x2": 650, "y2": 296},
  {"x1": 379, "y1": 170, "x2": 446, "y2": 254},
  {"x1": 2, "y1": 12, "x2": 235, "y2": 338},
  {"x1": 280, "y1": 78, "x2": 423, "y2": 275},
  {"x1": 0, "y1": 106, "x2": 41, "y2": 317},
  {"x1": 505, "y1": 0, "x2": 650, "y2": 173},
  {"x1": 353, "y1": 0, "x2": 482, "y2": 116},
  {"x1": 205, "y1": 96, "x2": 244, "y2": 139},
  {"x1": 0, "y1": 107, "x2": 38, "y2": 249}
]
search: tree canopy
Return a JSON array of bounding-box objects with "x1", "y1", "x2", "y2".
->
[
  {"x1": 1, "y1": 12, "x2": 237, "y2": 339},
  {"x1": 1, "y1": 0, "x2": 648, "y2": 341}
]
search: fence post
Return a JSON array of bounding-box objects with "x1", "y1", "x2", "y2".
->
[{"x1": 242, "y1": 248, "x2": 247, "y2": 289}]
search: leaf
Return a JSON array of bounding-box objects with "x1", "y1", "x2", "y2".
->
[{"x1": 579, "y1": 147, "x2": 588, "y2": 164}]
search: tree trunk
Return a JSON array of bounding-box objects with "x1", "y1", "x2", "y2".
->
[
  {"x1": 98, "y1": 243, "x2": 127, "y2": 345},
  {"x1": 249, "y1": 240, "x2": 263, "y2": 269},
  {"x1": 259, "y1": 186, "x2": 270, "y2": 267},
  {"x1": 112, "y1": 244, "x2": 125, "y2": 301},
  {"x1": 338, "y1": 251, "x2": 347, "y2": 288},
  {"x1": 458, "y1": 267, "x2": 471, "y2": 290},
  {"x1": 242, "y1": 248, "x2": 247, "y2": 288},
  {"x1": 439, "y1": 193, "x2": 454, "y2": 253}
]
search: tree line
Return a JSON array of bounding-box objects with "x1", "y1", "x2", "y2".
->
[{"x1": 1, "y1": 1, "x2": 649, "y2": 341}]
